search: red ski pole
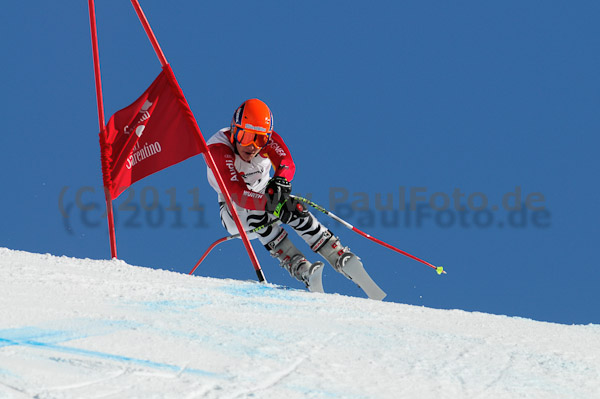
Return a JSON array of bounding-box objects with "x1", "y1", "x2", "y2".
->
[
  {"x1": 291, "y1": 195, "x2": 446, "y2": 275},
  {"x1": 188, "y1": 236, "x2": 233, "y2": 276},
  {"x1": 189, "y1": 219, "x2": 279, "y2": 276}
]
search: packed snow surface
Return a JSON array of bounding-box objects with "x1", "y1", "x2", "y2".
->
[{"x1": 0, "y1": 248, "x2": 598, "y2": 398}]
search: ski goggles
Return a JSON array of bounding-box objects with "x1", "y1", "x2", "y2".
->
[{"x1": 232, "y1": 127, "x2": 271, "y2": 148}]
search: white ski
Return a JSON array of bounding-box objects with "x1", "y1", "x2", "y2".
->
[
  {"x1": 341, "y1": 256, "x2": 386, "y2": 301},
  {"x1": 306, "y1": 261, "x2": 324, "y2": 293}
]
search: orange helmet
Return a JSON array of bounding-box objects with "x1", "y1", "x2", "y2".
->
[{"x1": 230, "y1": 98, "x2": 274, "y2": 148}]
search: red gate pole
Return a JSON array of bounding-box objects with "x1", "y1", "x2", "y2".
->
[
  {"x1": 129, "y1": 0, "x2": 266, "y2": 281},
  {"x1": 88, "y1": 0, "x2": 117, "y2": 259}
]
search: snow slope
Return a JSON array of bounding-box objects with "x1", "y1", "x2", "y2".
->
[{"x1": 0, "y1": 248, "x2": 598, "y2": 399}]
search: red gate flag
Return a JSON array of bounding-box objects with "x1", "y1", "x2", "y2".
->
[{"x1": 99, "y1": 65, "x2": 205, "y2": 199}]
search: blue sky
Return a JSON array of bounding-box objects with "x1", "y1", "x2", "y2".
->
[{"x1": 1, "y1": 1, "x2": 598, "y2": 325}]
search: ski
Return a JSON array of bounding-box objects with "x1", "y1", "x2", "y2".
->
[
  {"x1": 340, "y1": 256, "x2": 387, "y2": 301},
  {"x1": 306, "y1": 261, "x2": 324, "y2": 293}
]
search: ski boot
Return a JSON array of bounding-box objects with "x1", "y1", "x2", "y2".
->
[
  {"x1": 266, "y1": 232, "x2": 324, "y2": 293},
  {"x1": 312, "y1": 230, "x2": 386, "y2": 300}
]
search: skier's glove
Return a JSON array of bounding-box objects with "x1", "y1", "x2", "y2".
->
[
  {"x1": 265, "y1": 177, "x2": 307, "y2": 223},
  {"x1": 265, "y1": 176, "x2": 291, "y2": 203},
  {"x1": 265, "y1": 196, "x2": 307, "y2": 224}
]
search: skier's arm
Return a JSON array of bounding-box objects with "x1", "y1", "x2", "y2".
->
[
  {"x1": 207, "y1": 143, "x2": 267, "y2": 210},
  {"x1": 262, "y1": 132, "x2": 307, "y2": 222},
  {"x1": 264, "y1": 132, "x2": 296, "y2": 181}
]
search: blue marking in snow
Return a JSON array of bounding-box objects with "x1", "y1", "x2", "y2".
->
[
  {"x1": 0, "y1": 327, "x2": 223, "y2": 378},
  {"x1": 0, "y1": 367, "x2": 18, "y2": 377},
  {"x1": 0, "y1": 327, "x2": 83, "y2": 348},
  {"x1": 220, "y1": 282, "x2": 319, "y2": 302},
  {"x1": 136, "y1": 300, "x2": 210, "y2": 313},
  {"x1": 0, "y1": 336, "x2": 220, "y2": 377}
]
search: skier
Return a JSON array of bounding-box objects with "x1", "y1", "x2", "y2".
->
[{"x1": 206, "y1": 98, "x2": 385, "y2": 299}]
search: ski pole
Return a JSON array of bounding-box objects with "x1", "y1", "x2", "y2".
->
[
  {"x1": 189, "y1": 219, "x2": 279, "y2": 275},
  {"x1": 291, "y1": 195, "x2": 446, "y2": 275}
]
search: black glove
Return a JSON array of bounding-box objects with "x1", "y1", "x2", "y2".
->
[
  {"x1": 265, "y1": 176, "x2": 292, "y2": 206},
  {"x1": 265, "y1": 177, "x2": 307, "y2": 223},
  {"x1": 267, "y1": 196, "x2": 307, "y2": 224}
]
